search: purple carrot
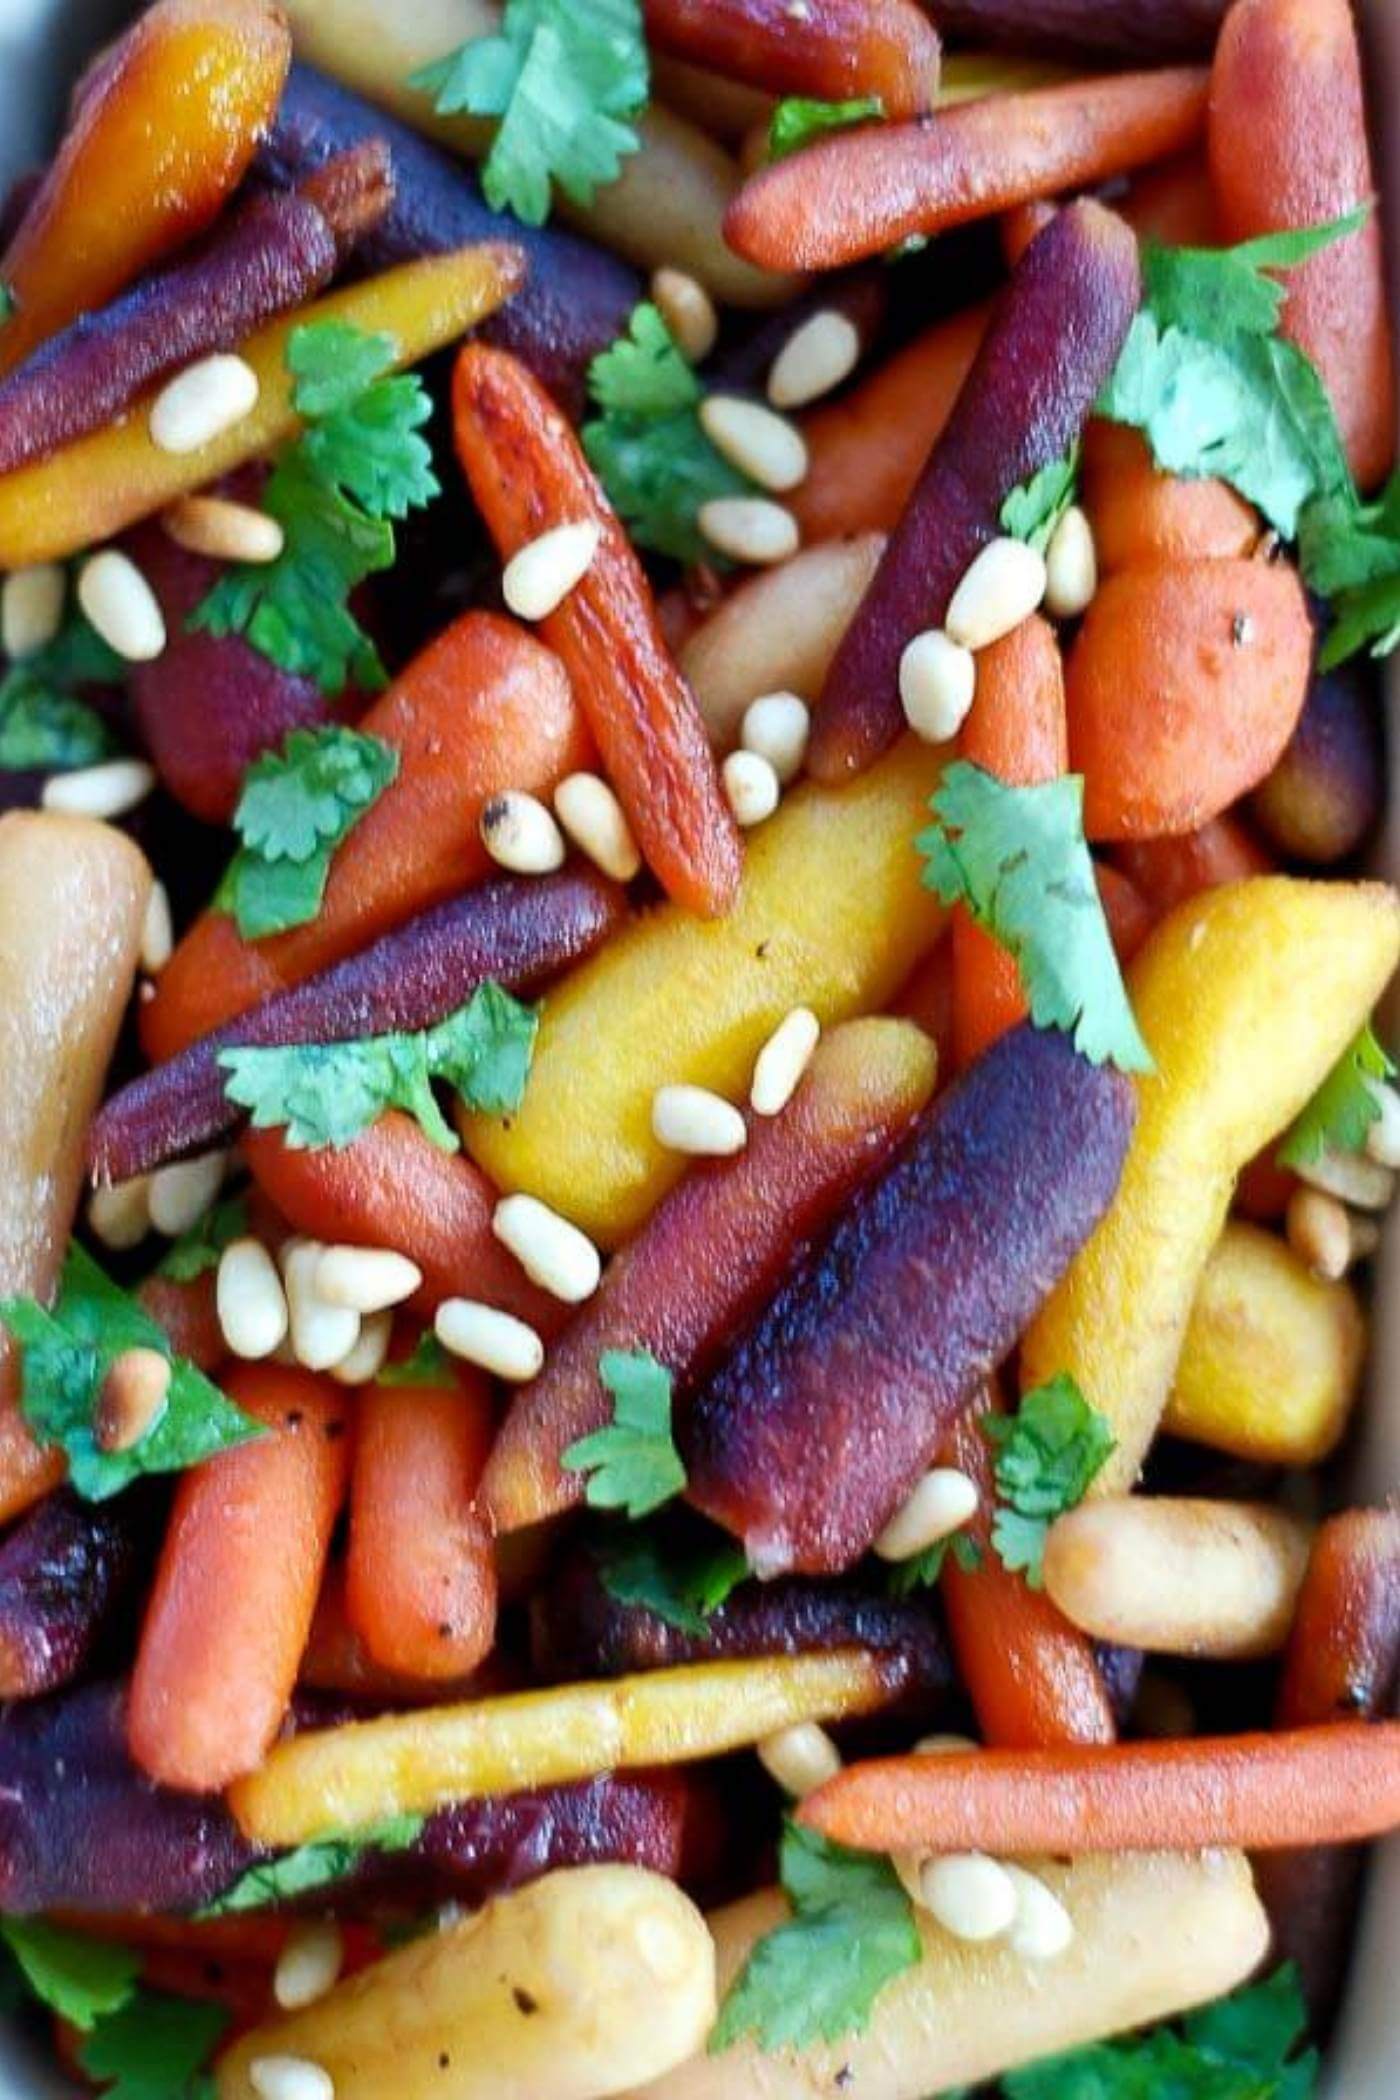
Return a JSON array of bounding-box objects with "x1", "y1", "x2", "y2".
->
[
  {"x1": 0, "y1": 1490, "x2": 145, "y2": 1701},
  {"x1": 707, "y1": 267, "x2": 889, "y2": 397},
  {"x1": 925, "y1": 0, "x2": 1228, "y2": 61},
  {"x1": 809, "y1": 200, "x2": 1141, "y2": 781},
  {"x1": 417, "y1": 1772, "x2": 700, "y2": 1907},
  {"x1": 89, "y1": 867, "x2": 626, "y2": 1184},
  {"x1": 257, "y1": 63, "x2": 640, "y2": 415}
]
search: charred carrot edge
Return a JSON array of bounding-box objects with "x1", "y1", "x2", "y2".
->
[
  {"x1": 643, "y1": 0, "x2": 941, "y2": 117},
  {"x1": 800, "y1": 1721, "x2": 1400, "y2": 1854},
  {"x1": 1275, "y1": 1509, "x2": 1400, "y2": 1730},
  {"x1": 452, "y1": 343, "x2": 742, "y2": 919}
]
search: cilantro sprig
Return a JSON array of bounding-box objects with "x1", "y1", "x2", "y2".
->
[
  {"x1": 983, "y1": 1374, "x2": 1115, "y2": 1588},
  {"x1": 596, "y1": 1521, "x2": 749, "y2": 1635},
  {"x1": 562, "y1": 1349, "x2": 686, "y2": 1518},
  {"x1": 767, "y1": 95, "x2": 885, "y2": 162},
  {"x1": 200, "y1": 1814, "x2": 424, "y2": 1915},
  {"x1": 1001, "y1": 447, "x2": 1080, "y2": 553},
  {"x1": 1278, "y1": 1021, "x2": 1395, "y2": 1169},
  {"x1": 216, "y1": 725, "x2": 399, "y2": 940},
  {"x1": 886, "y1": 1529, "x2": 981, "y2": 1600},
  {"x1": 377, "y1": 1330, "x2": 455, "y2": 1387},
  {"x1": 0, "y1": 604, "x2": 122, "y2": 772},
  {"x1": 154, "y1": 1195, "x2": 248, "y2": 1282},
  {"x1": 0, "y1": 1919, "x2": 140, "y2": 2032}
]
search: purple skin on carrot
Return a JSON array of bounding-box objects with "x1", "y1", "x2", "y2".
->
[
  {"x1": 682, "y1": 1024, "x2": 1137, "y2": 1577},
  {"x1": 923, "y1": 0, "x2": 1228, "y2": 60},
  {"x1": 87, "y1": 866, "x2": 626, "y2": 1185},
  {"x1": 416, "y1": 1772, "x2": 700, "y2": 1908},
  {"x1": 809, "y1": 200, "x2": 1142, "y2": 782},
  {"x1": 706, "y1": 267, "x2": 889, "y2": 395},
  {"x1": 1250, "y1": 658, "x2": 1385, "y2": 866},
  {"x1": 0, "y1": 1491, "x2": 146, "y2": 1703}
]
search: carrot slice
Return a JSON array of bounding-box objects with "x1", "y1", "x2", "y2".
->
[
  {"x1": 453, "y1": 344, "x2": 742, "y2": 918},
  {"x1": 643, "y1": 0, "x2": 941, "y2": 115},
  {"x1": 1082, "y1": 421, "x2": 1257, "y2": 573}
]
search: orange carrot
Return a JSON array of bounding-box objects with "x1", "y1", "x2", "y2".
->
[
  {"x1": 891, "y1": 934, "x2": 954, "y2": 1075},
  {"x1": 141, "y1": 611, "x2": 591, "y2": 1060},
  {"x1": 1275, "y1": 1510, "x2": 1400, "y2": 1733},
  {"x1": 1209, "y1": 0, "x2": 1396, "y2": 490},
  {"x1": 724, "y1": 68, "x2": 1210, "y2": 269},
  {"x1": 642, "y1": 0, "x2": 941, "y2": 116},
  {"x1": 1113, "y1": 812, "x2": 1274, "y2": 913},
  {"x1": 301, "y1": 1561, "x2": 511, "y2": 1704},
  {"x1": 1098, "y1": 864, "x2": 1155, "y2": 965},
  {"x1": 791, "y1": 304, "x2": 989, "y2": 542},
  {"x1": 1082, "y1": 420, "x2": 1258, "y2": 572},
  {"x1": 800, "y1": 1721, "x2": 1400, "y2": 1854},
  {"x1": 1000, "y1": 154, "x2": 1215, "y2": 269},
  {"x1": 951, "y1": 615, "x2": 1067, "y2": 1067},
  {"x1": 127, "y1": 1365, "x2": 350, "y2": 1792},
  {"x1": 453, "y1": 344, "x2": 742, "y2": 918},
  {"x1": 136, "y1": 1273, "x2": 224, "y2": 1375},
  {"x1": 347, "y1": 1365, "x2": 497, "y2": 1680},
  {"x1": 1068, "y1": 558, "x2": 1312, "y2": 840}
]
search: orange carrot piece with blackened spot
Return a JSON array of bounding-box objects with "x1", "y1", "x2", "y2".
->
[
  {"x1": 1082, "y1": 421, "x2": 1257, "y2": 573},
  {"x1": 643, "y1": 0, "x2": 940, "y2": 115},
  {"x1": 724, "y1": 67, "x2": 1209, "y2": 269},
  {"x1": 453, "y1": 344, "x2": 742, "y2": 918},
  {"x1": 127, "y1": 1365, "x2": 350, "y2": 1792},
  {"x1": 801, "y1": 1721, "x2": 1400, "y2": 1854},
  {"x1": 1209, "y1": 0, "x2": 1396, "y2": 490},
  {"x1": 1113, "y1": 813, "x2": 1274, "y2": 915}
]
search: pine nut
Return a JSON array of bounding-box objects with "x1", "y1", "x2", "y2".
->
[
  {"x1": 722, "y1": 748, "x2": 780, "y2": 827},
  {"x1": 768, "y1": 309, "x2": 861, "y2": 409},
  {"x1": 95, "y1": 1346, "x2": 171, "y2": 1453},
  {"x1": 740, "y1": 691, "x2": 810, "y2": 784},
  {"x1": 1003, "y1": 1865, "x2": 1075, "y2": 1961},
  {"x1": 331, "y1": 1309, "x2": 393, "y2": 1385},
  {"x1": 76, "y1": 550, "x2": 166, "y2": 662},
  {"x1": 919, "y1": 1852, "x2": 1018, "y2": 1942},
  {"x1": 248, "y1": 2057, "x2": 335, "y2": 2100},
  {"x1": 140, "y1": 881, "x2": 173, "y2": 973},
  {"x1": 283, "y1": 1240, "x2": 361, "y2": 1373},
  {"x1": 698, "y1": 496, "x2": 800, "y2": 566},
  {"x1": 1, "y1": 563, "x2": 64, "y2": 658},
  {"x1": 149, "y1": 353, "x2": 260, "y2": 455},
  {"x1": 479, "y1": 790, "x2": 566, "y2": 874},
  {"x1": 147, "y1": 1149, "x2": 226, "y2": 1237},
  {"x1": 874, "y1": 1468, "x2": 980, "y2": 1562},
  {"x1": 699, "y1": 396, "x2": 809, "y2": 494},
  {"x1": 651, "y1": 267, "x2": 718, "y2": 364},
  {"x1": 273, "y1": 1922, "x2": 344, "y2": 2011},
  {"x1": 757, "y1": 1721, "x2": 841, "y2": 1798},
  {"x1": 914, "y1": 1732, "x2": 978, "y2": 1755},
  {"x1": 1295, "y1": 1147, "x2": 1394, "y2": 1211},
  {"x1": 652, "y1": 1083, "x2": 748, "y2": 1157},
  {"x1": 553, "y1": 771, "x2": 642, "y2": 882},
  {"x1": 1366, "y1": 1080, "x2": 1400, "y2": 1168},
  {"x1": 315, "y1": 1245, "x2": 423, "y2": 1314},
  {"x1": 899, "y1": 629, "x2": 976, "y2": 743},
  {"x1": 217, "y1": 1238, "x2": 289, "y2": 1361},
  {"x1": 435, "y1": 1298, "x2": 544, "y2": 1382},
  {"x1": 750, "y1": 1007, "x2": 820, "y2": 1116},
  {"x1": 492, "y1": 1193, "x2": 601, "y2": 1304},
  {"x1": 42, "y1": 757, "x2": 157, "y2": 820},
  {"x1": 945, "y1": 536, "x2": 1047, "y2": 651},
  {"x1": 1043, "y1": 504, "x2": 1097, "y2": 619},
  {"x1": 502, "y1": 520, "x2": 601, "y2": 621},
  {"x1": 163, "y1": 494, "x2": 285, "y2": 565},
  {"x1": 1285, "y1": 1187, "x2": 1376, "y2": 1281},
  {"x1": 87, "y1": 1175, "x2": 151, "y2": 1252}
]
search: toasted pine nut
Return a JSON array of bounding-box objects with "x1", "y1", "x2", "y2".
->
[
  {"x1": 1286, "y1": 1187, "x2": 1358, "y2": 1280},
  {"x1": 42, "y1": 757, "x2": 157, "y2": 820},
  {"x1": 899, "y1": 629, "x2": 976, "y2": 743},
  {"x1": 88, "y1": 1175, "x2": 151, "y2": 1252},
  {"x1": 651, "y1": 266, "x2": 718, "y2": 364},
  {"x1": 913, "y1": 1732, "x2": 979, "y2": 1755},
  {"x1": 722, "y1": 748, "x2": 780, "y2": 827},
  {"x1": 273, "y1": 1922, "x2": 344, "y2": 2012},
  {"x1": 1365, "y1": 1080, "x2": 1400, "y2": 1168},
  {"x1": 147, "y1": 1149, "x2": 227, "y2": 1237},
  {"x1": 492, "y1": 1193, "x2": 601, "y2": 1304},
  {"x1": 652, "y1": 1083, "x2": 747, "y2": 1157},
  {"x1": 700, "y1": 396, "x2": 809, "y2": 494},
  {"x1": 758, "y1": 1721, "x2": 841, "y2": 1798},
  {"x1": 140, "y1": 881, "x2": 173, "y2": 974},
  {"x1": 435, "y1": 1298, "x2": 544, "y2": 1382},
  {"x1": 248, "y1": 2057, "x2": 335, "y2": 2100},
  {"x1": 217, "y1": 1238, "x2": 290, "y2": 1362},
  {"x1": 1, "y1": 563, "x2": 64, "y2": 658},
  {"x1": 553, "y1": 771, "x2": 642, "y2": 882},
  {"x1": 750, "y1": 1007, "x2": 820, "y2": 1116},
  {"x1": 479, "y1": 790, "x2": 566, "y2": 874},
  {"x1": 768, "y1": 309, "x2": 861, "y2": 409},
  {"x1": 698, "y1": 496, "x2": 800, "y2": 566},
  {"x1": 283, "y1": 1241, "x2": 361, "y2": 1373},
  {"x1": 149, "y1": 354, "x2": 260, "y2": 455},
  {"x1": 945, "y1": 536, "x2": 1047, "y2": 650},
  {"x1": 1043, "y1": 504, "x2": 1097, "y2": 619},
  {"x1": 163, "y1": 493, "x2": 286, "y2": 565},
  {"x1": 740, "y1": 691, "x2": 810, "y2": 783},
  {"x1": 95, "y1": 1346, "x2": 171, "y2": 1453},
  {"x1": 1003, "y1": 1865, "x2": 1075, "y2": 1961},
  {"x1": 502, "y1": 521, "x2": 601, "y2": 621},
  {"x1": 1294, "y1": 1147, "x2": 1395, "y2": 1211},
  {"x1": 919, "y1": 1853, "x2": 1018, "y2": 1942},
  {"x1": 874, "y1": 1468, "x2": 980, "y2": 1562},
  {"x1": 315, "y1": 1245, "x2": 423, "y2": 1314},
  {"x1": 331, "y1": 1309, "x2": 393, "y2": 1385},
  {"x1": 76, "y1": 550, "x2": 166, "y2": 662}
]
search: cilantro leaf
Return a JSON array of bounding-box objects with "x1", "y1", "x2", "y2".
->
[
  {"x1": 201, "y1": 1814, "x2": 424, "y2": 1915},
  {"x1": 710, "y1": 1823, "x2": 920, "y2": 2053},
  {"x1": 377, "y1": 1331, "x2": 455, "y2": 1387},
  {"x1": 588, "y1": 301, "x2": 703, "y2": 417},
  {"x1": 917, "y1": 763, "x2": 1152, "y2": 1073},
  {"x1": 219, "y1": 980, "x2": 537, "y2": 1153},
  {"x1": 411, "y1": 0, "x2": 648, "y2": 228},
  {"x1": 561, "y1": 1350, "x2": 686, "y2": 1518},
  {"x1": 1277, "y1": 1022, "x2": 1394, "y2": 1169},
  {"x1": 0, "y1": 1244, "x2": 262, "y2": 1502},
  {"x1": 1144, "y1": 213, "x2": 1368, "y2": 339},
  {"x1": 0, "y1": 1919, "x2": 139, "y2": 2031},
  {"x1": 596, "y1": 1523, "x2": 749, "y2": 1635},
  {"x1": 216, "y1": 725, "x2": 399, "y2": 940},
  {"x1": 0, "y1": 283, "x2": 15, "y2": 326},
  {"x1": 79, "y1": 1989, "x2": 228, "y2": 2100},
  {"x1": 1299, "y1": 478, "x2": 1400, "y2": 668},
  {"x1": 768, "y1": 95, "x2": 885, "y2": 162},
  {"x1": 885, "y1": 1529, "x2": 981, "y2": 1600},
  {"x1": 155, "y1": 1196, "x2": 248, "y2": 1282},
  {"x1": 983, "y1": 1374, "x2": 1115, "y2": 1588},
  {"x1": 1001, "y1": 446, "x2": 1080, "y2": 553},
  {"x1": 0, "y1": 606, "x2": 122, "y2": 772}
]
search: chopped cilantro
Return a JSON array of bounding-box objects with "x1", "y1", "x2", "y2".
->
[
  {"x1": 0, "y1": 1243, "x2": 262, "y2": 1502},
  {"x1": 917, "y1": 762, "x2": 1152, "y2": 1074},
  {"x1": 710, "y1": 1822, "x2": 920, "y2": 2053},
  {"x1": 767, "y1": 94, "x2": 885, "y2": 162},
  {"x1": 219, "y1": 980, "x2": 537, "y2": 1153},
  {"x1": 886, "y1": 1529, "x2": 981, "y2": 1600},
  {"x1": 1299, "y1": 479, "x2": 1400, "y2": 670},
  {"x1": 0, "y1": 606, "x2": 122, "y2": 772},
  {"x1": 0, "y1": 1919, "x2": 139, "y2": 2031},
  {"x1": 983, "y1": 1374, "x2": 1115, "y2": 1588},
  {"x1": 201, "y1": 1814, "x2": 424, "y2": 1914},
  {"x1": 78, "y1": 1989, "x2": 228, "y2": 2100},
  {"x1": 0, "y1": 283, "x2": 14, "y2": 326},
  {"x1": 411, "y1": 0, "x2": 649, "y2": 227},
  {"x1": 596, "y1": 1522, "x2": 748, "y2": 1635},
  {"x1": 561, "y1": 1350, "x2": 686, "y2": 1518},
  {"x1": 1001, "y1": 446, "x2": 1080, "y2": 553},
  {"x1": 216, "y1": 725, "x2": 399, "y2": 940},
  {"x1": 377, "y1": 1330, "x2": 455, "y2": 1387},
  {"x1": 154, "y1": 1195, "x2": 248, "y2": 1282},
  {"x1": 1278, "y1": 1021, "x2": 1395, "y2": 1169}
]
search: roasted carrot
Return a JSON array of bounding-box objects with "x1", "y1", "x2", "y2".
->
[
  {"x1": 1112, "y1": 813, "x2": 1274, "y2": 914},
  {"x1": 302, "y1": 1561, "x2": 512, "y2": 1705},
  {"x1": 127, "y1": 1365, "x2": 350, "y2": 1793},
  {"x1": 891, "y1": 934, "x2": 954, "y2": 1074},
  {"x1": 347, "y1": 1365, "x2": 497, "y2": 1681},
  {"x1": 1209, "y1": 0, "x2": 1396, "y2": 490},
  {"x1": 724, "y1": 67, "x2": 1209, "y2": 269},
  {"x1": 141, "y1": 611, "x2": 591, "y2": 1060},
  {"x1": 1098, "y1": 864, "x2": 1155, "y2": 964},
  {"x1": 1081, "y1": 421, "x2": 1258, "y2": 572},
  {"x1": 801, "y1": 1722, "x2": 1400, "y2": 1855},
  {"x1": 642, "y1": 0, "x2": 941, "y2": 115},
  {"x1": 453, "y1": 345, "x2": 742, "y2": 919},
  {"x1": 1000, "y1": 153, "x2": 1217, "y2": 268},
  {"x1": 951, "y1": 616, "x2": 1067, "y2": 1068},
  {"x1": 135, "y1": 1273, "x2": 225, "y2": 1376}
]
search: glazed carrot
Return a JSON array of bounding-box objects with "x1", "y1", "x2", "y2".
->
[
  {"x1": 1112, "y1": 813, "x2": 1273, "y2": 914},
  {"x1": 891, "y1": 934, "x2": 954, "y2": 1074},
  {"x1": 453, "y1": 345, "x2": 742, "y2": 918},
  {"x1": 724, "y1": 68, "x2": 1209, "y2": 269},
  {"x1": 790, "y1": 304, "x2": 989, "y2": 542},
  {"x1": 643, "y1": 0, "x2": 941, "y2": 116},
  {"x1": 141, "y1": 612, "x2": 591, "y2": 1061},
  {"x1": 951, "y1": 617, "x2": 1067, "y2": 1068},
  {"x1": 1209, "y1": 0, "x2": 1396, "y2": 490},
  {"x1": 800, "y1": 1722, "x2": 1400, "y2": 1855},
  {"x1": 347, "y1": 1366, "x2": 497, "y2": 1681},
  {"x1": 1068, "y1": 558, "x2": 1312, "y2": 839},
  {"x1": 0, "y1": 0, "x2": 291, "y2": 374},
  {"x1": 1081, "y1": 421, "x2": 1257, "y2": 572},
  {"x1": 1098, "y1": 865, "x2": 1155, "y2": 965},
  {"x1": 302, "y1": 1561, "x2": 513, "y2": 1705},
  {"x1": 127, "y1": 1366, "x2": 350, "y2": 1793},
  {"x1": 941, "y1": 1388, "x2": 1117, "y2": 1748},
  {"x1": 135, "y1": 1273, "x2": 225, "y2": 1376}
]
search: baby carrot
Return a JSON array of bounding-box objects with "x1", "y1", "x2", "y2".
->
[
  {"x1": 642, "y1": 0, "x2": 942, "y2": 116},
  {"x1": 1081, "y1": 421, "x2": 1257, "y2": 572}
]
